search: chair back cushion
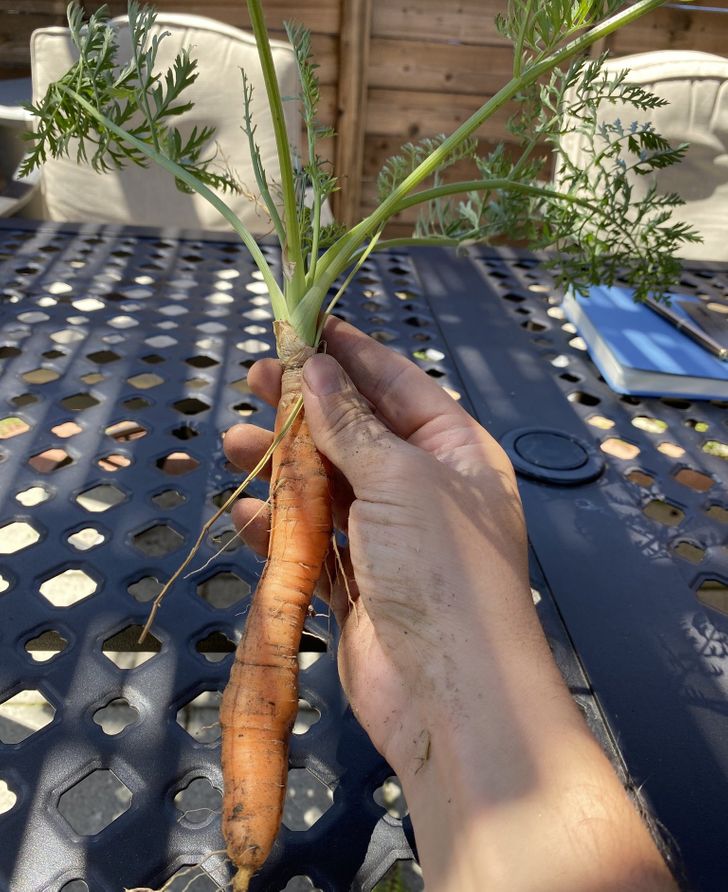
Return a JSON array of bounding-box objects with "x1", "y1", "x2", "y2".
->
[
  {"x1": 30, "y1": 13, "x2": 300, "y2": 234},
  {"x1": 559, "y1": 50, "x2": 728, "y2": 262}
]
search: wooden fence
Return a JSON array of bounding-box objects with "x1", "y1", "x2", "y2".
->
[{"x1": 2, "y1": 0, "x2": 728, "y2": 233}]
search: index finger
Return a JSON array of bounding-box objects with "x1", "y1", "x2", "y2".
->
[{"x1": 323, "y1": 316, "x2": 478, "y2": 446}]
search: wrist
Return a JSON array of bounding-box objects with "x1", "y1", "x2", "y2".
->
[{"x1": 386, "y1": 615, "x2": 675, "y2": 892}]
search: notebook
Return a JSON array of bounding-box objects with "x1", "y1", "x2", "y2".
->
[{"x1": 561, "y1": 285, "x2": 728, "y2": 400}]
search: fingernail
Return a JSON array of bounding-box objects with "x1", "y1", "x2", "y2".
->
[{"x1": 303, "y1": 354, "x2": 346, "y2": 396}]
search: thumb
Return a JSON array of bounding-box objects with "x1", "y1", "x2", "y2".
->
[{"x1": 302, "y1": 353, "x2": 400, "y2": 496}]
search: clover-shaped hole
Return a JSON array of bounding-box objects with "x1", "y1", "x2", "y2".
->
[
  {"x1": 293, "y1": 699, "x2": 321, "y2": 736},
  {"x1": 87, "y1": 349, "x2": 120, "y2": 364},
  {"x1": 22, "y1": 368, "x2": 60, "y2": 385},
  {"x1": 28, "y1": 447, "x2": 73, "y2": 474},
  {"x1": 373, "y1": 775, "x2": 409, "y2": 819},
  {"x1": 105, "y1": 420, "x2": 148, "y2": 441},
  {"x1": 0, "y1": 521, "x2": 41, "y2": 554},
  {"x1": 672, "y1": 541, "x2": 705, "y2": 564},
  {"x1": 233, "y1": 402, "x2": 258, "y2": 417},
  {"x1": 173, "y1": 777, "x2": 221, "y2": 825},
  {"x1": 132, "y1": 523, "x2": 185, "y2": 557},
  {"x1": 280, "y1": 879, "x2": 323, "y2": 892},
  {"x1": 123, "y1": 396, "x2": 151, "y2": 411},
  {"x1": 600, "y1": 438, "x2": 640, "y2": 460},
  {"x1": 211, "y1": 487, "x2": 243, "y2": 513},
  {"x1": 186, "y1": 355, "x2": 219, "y2": 368},
  {"x1": 157, "y1": 451, "x2": 199, "y2": 476},
  {"x1": 67, "y1": 527, "x2": 106, "y2": 551},
  {"x1": 97, "y1": 453, "x2": 131, "y2": 472},
  {"x1": 195, "y1": 630, "x2": 235, "y2": 663},
  {"x1": 0, "y1": 689, "x2": 56, "y2": 743},
  {"x1": 93, "y1": 698, "x2": 139, "y2": 735},
  {"x1": 631, "y1": 415, "x2": 667, "y2": 434},
  {"x1": 706, "y1": 504, "x2": 728, "y2": 524},
  {"x1": 696, "y1": 579, "x2": 728, "y2": 616},
  {"x1": 60, "y1": 393, "x2": 100, "y2": 412},
  {"x1": 0, "y1": 416, "x2": 30, "y2": 439},
  {"x1": 76, "y1": 483, "x2": 126, "y2": 513},
  {"x1": 51, "y1": 421, "x2": 83, "y2": 438},
  {"x1": 703, "y1": 440, "x2": 728, "y2": 461},
  {"x1": 15, "y1": 485, "x2": 50, "y2": 507},
  {"x1": 152, "y1": 489, "x2": 186, "y2": 509},
  {"x1": 0, "y1": 778, "x2": 17, "y2": 815},
  {"x1": 40, "y1": 568, "x2": 98, "y2": 607},
  {"x1": 25, "y1": 629, "x2": 68, "y2": 662},
  {"x1": 127, "y1": 372, "x2": 164, "y2": 390},
  {"x1": 176, "y1": 691, "x2": 221, "y2": 743},
  {"x1": 209, "y1": 529, "x2": 241, "y2": 553},
  {"x1": 163, "y1": 865, "x2": 219, "y2": 891},
  {"x1": 197, "y1": 571, "x2": 251, "y2": 609},
  {"x1": 229, "y1": 378, "x2": 251, "y2": 395},
  {"x1": 674, "y1": 468, "x2": 713, "y2": 493},
  {"x1": 127, "y1": 575, "x2": 163, "y2": 603},
  {"x1": 173, "y1": 397, "x2": 209, "y2": 416},
  {"x1": 58, "y1": 769, "x2": 132, "y2": 835},
  {"x1": 283, "y1": 769, "x2": 333, "y2": 830},
  {"x1": 626, "y1": 469, "x2": 654, "y2": 488},
  {"x1": 373, "y1": 862, "x2": 423, "y2": 891},
  {"x1": 145, "y1": 334, "x2": 177, "y2": 349},
  {"x1": 102, "y1": 625, "x2": 161, "y2": 669},
  {"x1": 171, "y1": 423, "x2": 199, "y2": 440},
  {"x1": 643, "y1": 499, "x2": 685, "y2": 528}
]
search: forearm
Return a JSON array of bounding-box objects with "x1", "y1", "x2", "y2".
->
[{"x1": 391, "y1": 598, "x2": 677, "y2": 892}]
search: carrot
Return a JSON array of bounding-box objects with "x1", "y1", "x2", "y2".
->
[{"x1": 220, "y1": 321, "x2": 332, "y2": 891}]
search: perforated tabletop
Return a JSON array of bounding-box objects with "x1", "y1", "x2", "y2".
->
[{"x1": 0, "y1": 220, "x2": 727, "y2": 892}]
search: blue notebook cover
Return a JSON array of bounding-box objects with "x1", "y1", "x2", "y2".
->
[{"x1": 562, "y1": 285, "x2": 728, "y2": 400}]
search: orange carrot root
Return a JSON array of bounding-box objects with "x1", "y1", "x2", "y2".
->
[{"x1": 220, "y1": 322, "x2": 332, "y2": 891}]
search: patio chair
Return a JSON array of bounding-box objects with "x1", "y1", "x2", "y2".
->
[
  {"x1": 558, "y1": 50, "x2": 728, "y2": 262},
  {"x1": 0, "y1": 13, "x2": 315, "y2": 236}
]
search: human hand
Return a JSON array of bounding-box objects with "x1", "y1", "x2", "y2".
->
[
  {"x1": 224, "y1": 316, "x2": 535, "y2": 772},
  {"x1": 225, "y1": 317, "x2": 677, "y2": 891}
]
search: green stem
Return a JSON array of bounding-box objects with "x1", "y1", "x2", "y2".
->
[
  {"x1": 513, "y1": 0, "x2": 534, "y2": 77},
  {"x1": 241, "y1": 71, "x2": 287, "y2": 247},
  {"x1": 393, "y1": 178, "x2": 593, "y2": 213},
  {"x1": 57, "y1": 84, "x2": 287, "y2": 319},
  {"x1": 246, "y1": 0, "x2": 305, "y2": 298},
  {"x1": 127, "y1": 3, "x2": 161, "y2": 153},
  {"x1": 354, "y1": 236, "x2": 461, "y2": 254},
  {"x1": 314, "y1": 0, "x2": 670, "y2": 292}
]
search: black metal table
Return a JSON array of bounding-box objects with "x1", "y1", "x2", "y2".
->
[{"x1": 0, "y1": 219, "x2": 726, "y2": 892}]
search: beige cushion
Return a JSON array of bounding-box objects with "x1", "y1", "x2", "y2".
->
[
  {"x1": 30, "y1": 14, "x2": 301, "y2": 234},
  {"x1": 559, "y1": 50, "x2": 728, "y2": 262}
]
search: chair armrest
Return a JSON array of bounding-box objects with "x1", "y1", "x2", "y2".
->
[
  {"x1": 0, "y1": 165, "x2": 40, "y2": 218},
  {"x1": 0, "y1": 78, "x2": 33, "y2": 128}
]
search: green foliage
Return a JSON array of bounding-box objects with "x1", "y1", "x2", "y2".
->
[
  {"x1": 497, "y1": 0, "x2": 625, "y2": 73},
  {"x1": 283, "y1": 21, "x2": 339, "y2": 265},
  {"x1": 23, "y1": 0, "x2": 699, "y2": 335},
  {"x1": 20, "y1": 1, "x2": 239, "y2": 195},
  {"x1": 402, "y1": 52, "x2": 699, "y2": 301},
  {"x1": 377, "y1": 134, "x2": 479, "y2": 203}
]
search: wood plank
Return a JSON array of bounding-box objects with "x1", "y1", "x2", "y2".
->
[
  {"x1": 372, "y1": 0, "x2": 508, "y2": 46},
  {"x1": 366, "y1": 87, "x2": 510, "y2": 140},
  {"x1": 3, "y1": 2, "x2": 69, "y2": 12},
  {"x1": 369, "y1": 38, "x2": 513, "y2": 96},
  {"x1": 609, "y1": 5, "x2": 728, "y2": 56},
  {"x1": 334, "y1": 0, "x2": 373, "y2": 225},
  {"x1": 92, "y1": 0, "x2": 341, "y2": 34}
]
